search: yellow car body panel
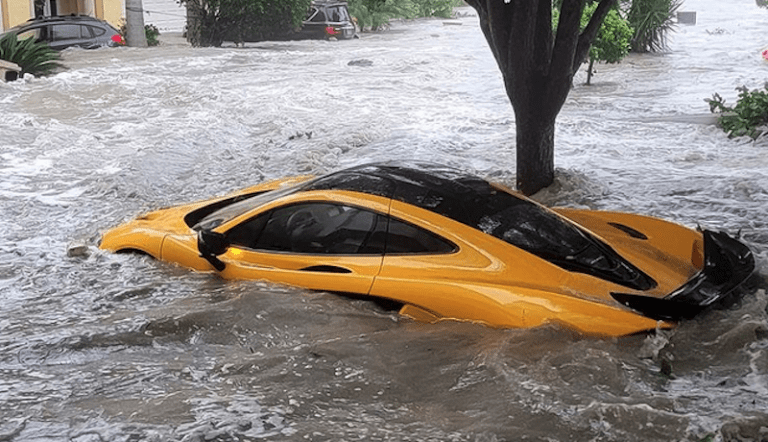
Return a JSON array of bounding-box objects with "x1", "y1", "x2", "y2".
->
[
  {"x1": 369, "y1": 200, "x2": 670, "y2": 335},
  {"x1": 100, "y1": 164, "x2": 754, "y2": 336},
  {"x1": 222, "y1": 249, "x2": 383, "y2": 294}
]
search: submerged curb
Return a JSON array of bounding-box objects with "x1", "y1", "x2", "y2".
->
[{"x1": 634, "y1": 113, "x2": 726, "y2": 125}]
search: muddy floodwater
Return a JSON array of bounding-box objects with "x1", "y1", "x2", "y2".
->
[{"x1": 1, "y1": 0, "x2": 768, "y2": 440}]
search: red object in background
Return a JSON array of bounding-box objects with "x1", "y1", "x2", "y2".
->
[
  {"x1": 762, "y1": 49, "x2": 768, "y2": 61},
  {"x1": 325, "y1": 26, "x2": 337, "y2": 36},
  {"x1": 111, "y1": 34, "x2": 126, "y2": 45}
]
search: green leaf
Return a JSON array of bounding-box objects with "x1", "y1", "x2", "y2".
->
[{"x1": 0, "y1": 33, "x2": 62, "y2": 77}]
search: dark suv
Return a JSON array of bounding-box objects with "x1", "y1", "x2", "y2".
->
[
  {"x1": 2, "y1": 15, "x2": 123, "y2": 50},
  {"x1": 298, "y1": 1, "x2": 357, "y2": 40}
]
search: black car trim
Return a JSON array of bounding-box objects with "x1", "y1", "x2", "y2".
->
[
  {"x1": 608, "y1": 222, "x2": 649, "y2": 240},
  {"x1": 611, "y1": 230, "x2": 755, "y2": 321},
  {"x1": 185, "y1": 190, "x2": 268, "y2": 229},
  {"x1": 300, "y1": 265, "x2": 352, "y2": 273}
]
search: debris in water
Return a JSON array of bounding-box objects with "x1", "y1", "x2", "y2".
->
[
  {"x1": 67, "y1": 242, "x2": 91, "y2": 258},
  {"x1": 348, "y1": 59, "x2": 373, "y2": 67}
]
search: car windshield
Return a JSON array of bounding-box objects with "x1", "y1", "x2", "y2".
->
[
  {"x1": 193, "y1": 184, "x2": 301, "y2": 231},
  {"x1": 193, "y1": 171, "x2": 395, "y2": 231}
]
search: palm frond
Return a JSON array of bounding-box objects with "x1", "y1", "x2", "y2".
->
[
  {"x1": 626, "y1": 0, "x2": 683, "y2": 52},
  {"x1": 0, "y1": 33, "x2": 62, "y2": 77}
]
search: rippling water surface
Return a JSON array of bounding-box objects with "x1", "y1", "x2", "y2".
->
[{"x1": 1, "y1": 1, "x2": 767, "y2": 440}]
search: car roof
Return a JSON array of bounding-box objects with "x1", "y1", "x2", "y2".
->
[
  {"x1": 17, "y1": 15, "x2": 109, "y2": 27},
  {"x1": 302, "y1": 162, "x2": 514, "y2": 226},
  {"x1": 195, "y1": 162, "x2": 502, "y2": 233}
]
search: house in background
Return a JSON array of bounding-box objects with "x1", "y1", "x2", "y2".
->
[
  {"x1": 1, "y1": 0, "x2": 123, "y2": 31},
  {"x1": 140, "y1": 0, "x2": 185, "y2": 32},
  {"x1": 1, "y1": 0, "x2": 184, "y2": 34}
]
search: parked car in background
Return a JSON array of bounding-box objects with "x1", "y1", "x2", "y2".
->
[
  {"x1": 1, "y1": 15, "x2": 123, "y2": 50},
  {"x1": 298, "y1": 0, "x2": 357, "y2": 40}
]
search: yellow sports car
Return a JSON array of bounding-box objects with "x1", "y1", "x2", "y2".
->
[{"x1": 100, "y1": 163, "x2": 755, "y2": 336}]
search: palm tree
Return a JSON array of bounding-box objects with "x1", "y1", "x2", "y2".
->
[{"x1": 625, "y1": 0, "x2": 683, "y2": 52}]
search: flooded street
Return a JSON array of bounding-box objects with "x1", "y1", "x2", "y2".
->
[{"x1": 1, "y1": 0, "x2": 767, "y2": 440}]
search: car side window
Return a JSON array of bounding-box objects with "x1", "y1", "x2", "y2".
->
[
  {"x1": 227, "y1": 203, "x2": 383, "y2": 255},
  {"x1": 51, "y1": 24, "x2": 88, "y2": 40},
  {"x1": 328, "y1": 6, "x2": 349, "y2": 22},
  {"x1": 17, "y1": 27, "x2": 42, "y2": 41},
  {"x1": 226, "y1": 203, "x2": 455, "y2": 256},
  {"x1": 309, "y1": 8, "x2": 327, "y2": 22},
  {"x1": 385, "y1": 218, "x2": 456, "y2": 254},
  {"x1": 89, "y1": 25, "x2": 106, "y2": 37}
]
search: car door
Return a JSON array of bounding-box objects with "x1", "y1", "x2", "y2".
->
[
  {"x1": 368, "y1": 210, "x2": 520, "y2": 325},
  {"x1": 217, "y1": 201, "x2": 388, "y2": 295}
]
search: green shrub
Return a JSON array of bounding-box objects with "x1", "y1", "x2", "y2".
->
[
  {"x1": 181, "y1": 0, "x2": 310, "y2": 46},
  {"x1": 624, "y1": 0, "x2": 682, "y2": 53},
  {"x1": 144, "y1": 24, "x2": 161, "y2": 46},
  {"x1": 414, "y1": 0, "x2": 462, "y2": 18},
  {"x1": 119, "y1": 23, "x2": 161, "y2": 46},
  {"x1": 348, "y1": 0, "x2": 413, "y2": 30},
  {"x1": 553, "y1": 2, "x2": 633, "y2": 85},
  {"x1": 706, "y1": 84, "x2": 768, "y2": 139},
  {"x1": 0, "y1": 33, "x2": 62, "y2": 78},
  {"x1": 348, "y1": 0, "x2": 462, "y2": 31}
]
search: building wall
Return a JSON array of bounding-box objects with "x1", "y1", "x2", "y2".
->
[
  {"x1": 0, "y1": 0, "x2": 124, "y2": 31},
  {"x1": 0, "y1": 0, "x2": 184, "y2": 35},
  {"x1": 141, "y1": 0, "x2": 185, "y2": 32},
  {"x1": 57, "y1": 0, "x2": 80, "y2": 15},
  {"x1": 102, "y1": 0, "x2": 123, "y2": 27},
  {"x1": 1, "y1": 0, "x2": 32, "y2": 31}
]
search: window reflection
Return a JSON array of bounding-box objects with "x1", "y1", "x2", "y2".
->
[{"x1": 226, "y1": 202, "x2": 455, "y2": 256}]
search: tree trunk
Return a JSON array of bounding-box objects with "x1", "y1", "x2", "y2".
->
[
  {"x1": 186, "y1": 1, "x2": 200, "y2": 46},
  {"x1": 587, "y1": 57, "x2": 595, "y2": 85},
  {"x1": 125, "y1": 0, "x2": 148, "y2": 47},
  {"x1": 516, "y1": 113, "x2": 555, "y2": 195},
  {"x1": 465, "y1": 0, "x2": 617, "y2": 195}
]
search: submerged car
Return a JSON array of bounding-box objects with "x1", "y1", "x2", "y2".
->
[
  {"x1": 297, "y1": 0, "x2": 357, "y2": 40},
  {"x1": 2, "y1": 15, "x2": 123, "y2": 50},
  {"x1": 100, "y1": 163, "x2": 755, "y2": 336}
]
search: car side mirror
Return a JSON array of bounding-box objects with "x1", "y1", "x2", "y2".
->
[{"x1": 198, "y1": 230, "x2": 228, "y2": 271}]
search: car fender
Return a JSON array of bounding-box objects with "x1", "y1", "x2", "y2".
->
[
  {"x1": 377, "y1": 278, "x2": 671, "y2": 336},
  {"x1": 99, "y1": 222, "x2": 165, "y2": 257},
  {"x1": 161, "y1": 234, "x2": 216, "y2": 272}
]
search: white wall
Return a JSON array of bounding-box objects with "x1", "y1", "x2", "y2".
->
[{"x1": 141, "y1": 0, "x2": 185, "y2": 32}]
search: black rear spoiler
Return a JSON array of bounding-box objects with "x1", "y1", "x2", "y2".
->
[{"x1": 611, "y1": 230, "x2": 755, "y2": 321}]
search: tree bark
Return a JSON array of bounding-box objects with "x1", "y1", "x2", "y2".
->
[
  {"x1": 465, "y1": 0, "x2": 616, "y2": 195},
  {"x1": 514, "y1": 107, "x2": 555, "y2": 195}
]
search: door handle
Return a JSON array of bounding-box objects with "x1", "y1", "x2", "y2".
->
[{"x1": 299, "y1": 265, "x2": 352, "y2": 274}]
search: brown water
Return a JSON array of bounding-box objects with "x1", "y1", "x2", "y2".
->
[{"x1": 1, "y1": 1, "x2": 767, "y2": 440}]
